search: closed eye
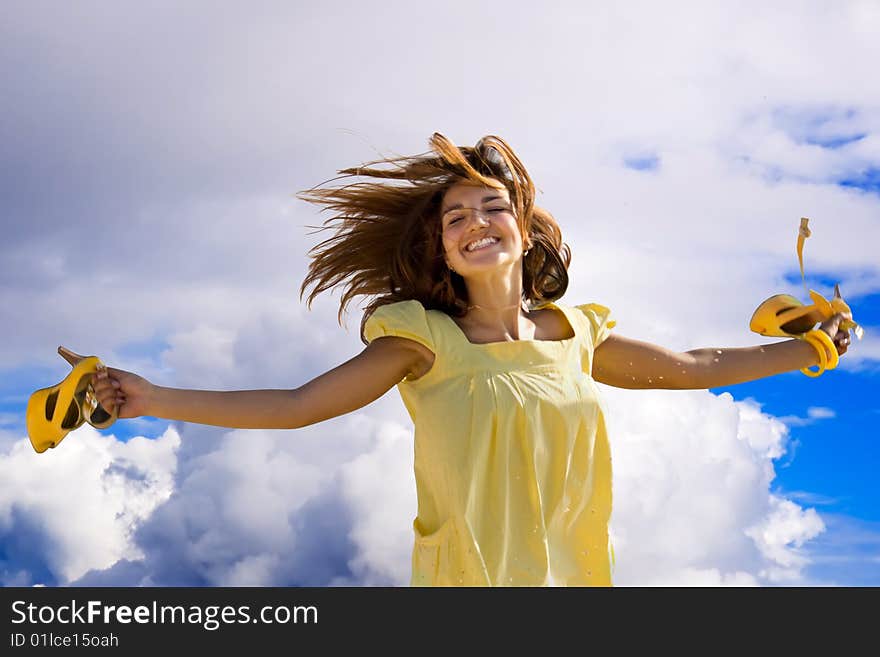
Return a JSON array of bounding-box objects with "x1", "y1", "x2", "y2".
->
[{"x1": 445, "y1": 206, "x2": 511, "y2": 225}]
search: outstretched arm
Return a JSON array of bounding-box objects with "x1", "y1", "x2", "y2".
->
[
  {"x1": 592, "y1": 312, "x2": 852, "y2": 390},
  {"x1": 87, "y1": 336, "x2": 430, "y2": 430}
]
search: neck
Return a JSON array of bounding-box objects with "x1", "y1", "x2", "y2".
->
[
  {"x1": 468, "y1": 300, "x2": 528, "y2": 311},
  {"x1": 457, "y1": 265, "x2": 531, "y2": 337},
  {"x1": 460, "y1": 299, "x2": 532, "y2": 341}
]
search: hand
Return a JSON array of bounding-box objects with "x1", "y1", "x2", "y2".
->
[
  {"x1": 818, "y1": 312, "x2": 853, "y2": 357},
  {"x1": 89, "y1": 365, "x2": 155, "y2": 419},
  {"x1": 60, "y1": 347, "x2": 155, "y2": 420}
]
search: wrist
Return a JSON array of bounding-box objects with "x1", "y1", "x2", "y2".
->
[
  {"x1": 796, "y1": 329, "x2": 838, "y2": 377},
  {"x1": 144, "y1": 383, "x2": 162, "y2": 417},
  {"x1": 796, "y1": 336, "x2": 820, "y2": 366}
]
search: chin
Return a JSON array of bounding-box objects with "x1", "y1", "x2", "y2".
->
[{"x1": 459, "y1": 258, "x2": 517, "y2": 273}]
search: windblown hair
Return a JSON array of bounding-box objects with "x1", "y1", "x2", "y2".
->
[{"x1": 297, "y1": 133, "x2": 572, "y2": 344}]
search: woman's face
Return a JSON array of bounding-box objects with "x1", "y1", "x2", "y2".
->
[{"x1": 440, "y1": 182, "x2": 528, "y2": 277}]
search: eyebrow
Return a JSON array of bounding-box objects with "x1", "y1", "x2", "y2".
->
[{"x1": 441, "y1": 195, "x2": 508, "y2": 216}]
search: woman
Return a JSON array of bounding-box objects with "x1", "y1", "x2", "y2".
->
[{"x1": 83, "y1": 133, "x2": 852, "y2": 586}]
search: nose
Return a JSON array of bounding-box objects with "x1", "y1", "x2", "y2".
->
[{"x1": 468, "y1": 209, "x2": 490, "y2": 227}]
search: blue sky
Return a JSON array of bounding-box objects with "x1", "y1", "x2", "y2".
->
[{"x1": 1, "y1": 1, "x2": 878, "y2": 587}]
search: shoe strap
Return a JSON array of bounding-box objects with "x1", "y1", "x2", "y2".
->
[
  {"x1": 797, "y1": 217, "x2": 811, "y2": 300},
  {"x1": 52, "y1": 357, "x2": 99, "y2": 433}
]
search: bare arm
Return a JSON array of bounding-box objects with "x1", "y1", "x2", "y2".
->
[
  {"x1": 144, "y1": 337, "x2": 430, "y2": 429},
  {"x1": 593, "y1": 333, "x2": 822, "y2": 390},
  {"x1": 683, "y1": 339, "x2": 819, "y2": 389},
  {"x1": 593, "y1": 333, "x2": 698, "y2": 389}
]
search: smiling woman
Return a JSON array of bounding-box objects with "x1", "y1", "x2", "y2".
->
[
  {"x1": 296, "y1": 133, "x2": 571, "y2": 333},
  {"x1": 76, "y1": 132, "x2": 854, "y2": 588}
]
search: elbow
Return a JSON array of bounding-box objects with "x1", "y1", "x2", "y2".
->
[
  {"x1": 282, "y1": 388, "x2": 309, "y2": 430},
  {"x1": 670, "y1": 353, "x2": 705, "y2": 390}
]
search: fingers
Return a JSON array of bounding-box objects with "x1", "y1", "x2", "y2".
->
[
  {"x1": 832, "y1": 328, "x2": 850, "y2": 355},
  {"x1": 820, "y1": 312, "x2": 849, "y2": 332},
  {"x1": 816, "y1": 312, "x2": 854, "y2": 356},
  {"x1": 90, "y1": 369, "x2": 125, "y2": 412}
]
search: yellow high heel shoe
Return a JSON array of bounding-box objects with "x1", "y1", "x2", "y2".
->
[
  {"x1": 749, "y1": 218, "x2": 864, "y2": 377},
  {"x1": 26, "y1": 347, "x2": 118, "y2": 453}
]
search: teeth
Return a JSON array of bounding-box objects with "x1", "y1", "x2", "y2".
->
[{"x1": 466, "y1": 237, "x2": 499, "y2": 252}]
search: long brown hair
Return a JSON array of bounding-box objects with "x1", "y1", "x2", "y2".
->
[{"x1": 297, "y1": 133, "x2": 572, "y2": 344}]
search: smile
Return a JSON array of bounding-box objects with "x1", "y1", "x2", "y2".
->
[{"x1": 465, "y1": 236, "x2": 500, "y2": 252}]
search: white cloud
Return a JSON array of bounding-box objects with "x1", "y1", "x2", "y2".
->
[
  {"x1": 65, "y1": 411, "x2": 413, "y2": 587},
  {"x1": 784, "y1": 490, "x2": 842, "y2": 508},
  {"x1": 5, "y1": 384, "x2": 834, "y2": 587},
  {"x1": 600, "y1": 387, "x2": 825, "y2": 585},
  {"x1": 746, "y1": 497, "x2": 826, "y2": 583},
  {"x1": 337, "y1": 418, "x2": 417, "y2": 586},
  {"x1": 0, "y1": 426, "x2": 179, "y2": 585},
  {"x1": 2, "y1": 0, "x2": 878, "y2": 586},
  {"x1": 776, "y1": 405, "x2": 838, "y2": 427}
]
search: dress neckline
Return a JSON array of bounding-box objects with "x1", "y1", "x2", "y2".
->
[{"x1": 440, "y1": 302, "x2": 578, "y2": 347}]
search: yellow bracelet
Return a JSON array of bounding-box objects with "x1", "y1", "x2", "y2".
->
[
  {"x1": 800, "y1": 332, "x2": 826, "y2": 377},
  {"x1": 799, "y1": 329, "x2": 837, "y2": 377},
  {"x1": 810, "y1": 329, "x2": 839, "y2": 370}
]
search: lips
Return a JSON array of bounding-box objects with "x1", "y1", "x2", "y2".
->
[{"x1": 464, "y1": 236, "x2": 500, "y2": 252}]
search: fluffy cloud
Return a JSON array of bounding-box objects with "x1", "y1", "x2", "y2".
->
[
  {"x1": 2, "y1": 1, "x2": 878, "y2": 586},
  {"x1": 0, "y1": 426, "x2": 178, "y2": 585},
  {"x1": 7, "y1": 382, "x2": 828, "y2": 587},
  {"x1": 601, "y1": 387, "x2": 825, "y2": 586}
]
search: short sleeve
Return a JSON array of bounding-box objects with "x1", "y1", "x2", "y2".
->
[
  {"x1": 574, "y1": 303, "x2": 616, "y2": 349},
  {"x1": 364, "y1": 300, "x2": 436, "y2": 356}
]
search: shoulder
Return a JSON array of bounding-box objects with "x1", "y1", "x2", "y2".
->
[
  {"x1": 363, "y1": 300, "x2": 438, "y2": 380},
  {"x1": 370, "y1": 298, "x2": 428, "y2": 315},
  {"x1": 364, "y1": 299, "x2": 430, "y2": 330},
  {"x1": 532, "y1": 300, "x2": 610, "y2": 327},
  {"x1": 367, "y1": 299, "x2": 454, "y2": 329},
  {"x1": 571, "y1": 302, "x2": 615, "y2": 328},
  {"x1": 530, "y1": 301, "x2": 576, "y2": 339},
  {"x1": 567, "y1": 302, "x2": 617, "y2": 348},
  {"x1": 571, "y1": 301, "x2": 613, "y2": 318}
]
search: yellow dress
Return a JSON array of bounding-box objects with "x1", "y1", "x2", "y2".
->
[{"x1": 364, "y1": 299, "x2": 617, "y2": 586}]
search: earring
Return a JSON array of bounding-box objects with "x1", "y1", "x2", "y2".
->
[{"x1": 524, "y1": 249, "x2": 530, "y2": 256}]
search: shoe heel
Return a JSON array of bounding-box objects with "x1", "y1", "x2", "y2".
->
[{"x1": 58, "y1": 345, "x2": 83, "y2": 367}]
